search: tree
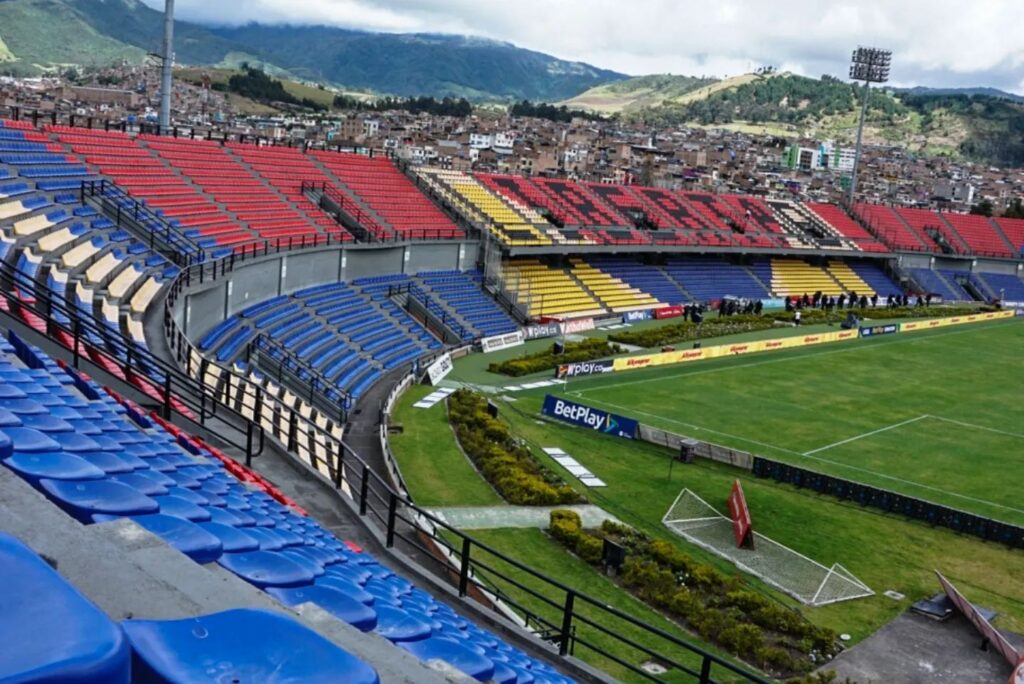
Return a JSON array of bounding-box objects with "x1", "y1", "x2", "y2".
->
[
  {"x1": 1003, "y1": 198, "x2": 1024, "y2": 219},
  {"x1": 970, "y1": 199, "x2": 994, "y2": 217}
]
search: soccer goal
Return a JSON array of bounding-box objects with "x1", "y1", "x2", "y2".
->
[{"x1": 662, "y1": 489, "x2": 873, "y2": 606}]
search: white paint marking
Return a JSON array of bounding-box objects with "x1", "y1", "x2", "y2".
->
[
  {"x1": 802, "y1": 416, "x2": 931, "y2": 455},
  {"x1": 578, "y1": 397, "x2": 1024, "y2": 518},
  {"x1": 927, "y1": 415, "x2": 1024, "y2": 441}
]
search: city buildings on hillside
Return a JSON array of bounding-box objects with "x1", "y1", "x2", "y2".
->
[{"x1": 1, "y1": 68, "x2": 1021, "y2": 215}]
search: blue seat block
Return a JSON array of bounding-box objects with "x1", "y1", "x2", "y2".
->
[
  {"x1": 0, "y1": 532, "x2": 131, "y2": 683},
  {"x1": 197, "y1": 522, "x2": 260, "y2": 553},
  {"x1": 129, "y1": 514, "x2": 224, "y2": 563},
  {"x1": 3, "y1": 426, "x2": 58, "y2": 452},
  {"x1": 266, "y1": 585, "x2": 378, "y2": 632},
  {"x1": 109, "y1": 471, "x2": 171, "y2": 496},
  {"x1": 152, "y1": 494, "x2": 212, "y2": 522},
  {"x1": 40, "y1": 478, "x2": 159, "y2": 523},
  {"x1": 216, "y1": 550, "x2": 315, "y2": 588},
  {"x1": 122, "y1": 609, "x2": 379, "y2": 684},
  {"x1": 2, "y1": 450, "x2": 106, "y2": 484},
  {"x1": 399, "y1": 636, "x2": 496, "y2": 682},
  {"x1": 315, "y1": 574, "x2": 375, "y2": 605},
  {"x1": 373, "y1": 604, "x2": 434, "y2": 643}
]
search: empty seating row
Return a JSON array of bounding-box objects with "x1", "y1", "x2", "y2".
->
[
  {"x1": 0, "y1": 334, "x2": 573, "y2": 683},
  {"x1": 312, "y1": 152, "x2": 462, "y2": 240},
  {"x1": 414, "y1": 270, "x2": 520, "y2": 338}
]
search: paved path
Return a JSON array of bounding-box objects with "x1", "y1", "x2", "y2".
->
[{"x1": 426, "y1": 505, "x2": 621, "y2": 530}]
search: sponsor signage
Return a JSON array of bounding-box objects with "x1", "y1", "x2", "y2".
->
[
  {"x1": 622, "y1": 309, "x2": 653, "y2": 323},
  {"x1": 859, "y1": 324, "x2": 899, "y2": 337},
  {"x1": 541, "y1": 395, "x2": 638, "y2": 439},
  {"x1": 480, "y1": 330, "x2": 524, "y2": 353},
  {"x1": 561, "y1": 317, "x2": 596, "y2": 334},
  {"x1": 523, "y1": 322, "x2": 561, "y2": 340},
  {"x1": 554, "y1": 359, "x2": 614, "y2": 379},
  {"x1": 900, "y1": 310, "x2": 1013, "y2": 333},
  {"x1": 727, "y1": 480, "x2": 754, "y2": 549},
  {"x1": 654, "y1": 305, "x2": 684, "y2": 320},
  {"x1": 425, "y1": 353, "x2": 453, "y2": 385}
]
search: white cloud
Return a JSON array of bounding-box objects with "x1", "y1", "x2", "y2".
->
[{"x1": 142, "y1": 0, "x2": 1024, "y2": 94}]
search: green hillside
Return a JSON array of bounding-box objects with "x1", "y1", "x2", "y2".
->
[
  {"x1": 0, "y1": 0, "x2": 145, "y2": 73},
  {"x1": 571, "y1": 72, "x2": 1024, "y2": 167},
  {"x1": 560, "y1": 74, "x2": 718, "y2": 113},
  {"x1": 0, "y1": 0, "x2": 626, "y2": 101}
]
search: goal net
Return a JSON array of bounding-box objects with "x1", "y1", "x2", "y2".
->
[{"x1": 662, "y1": 489, "x2": 873, "y2": 606}]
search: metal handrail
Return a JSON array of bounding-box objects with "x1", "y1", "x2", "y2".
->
[{"x1": 162, "y1": 254, "x2": 770, "y2": 684}]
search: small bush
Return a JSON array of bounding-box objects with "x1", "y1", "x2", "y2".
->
[
  {"x1": 488, "y1": 338, "x2": 622, "y2": 376},
  {"x1": 575, "y1": 533, "x2": 604, "y2": 564},
  {"x1": 719, "y1": 623, "x2": 765, "y2": 655}
]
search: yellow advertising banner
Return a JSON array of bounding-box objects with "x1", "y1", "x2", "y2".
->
[
  {"x1": 901, "y1": 310, "x2": 1012, "y2": 332},
  {"x1": 610, "y1": 312, "x2": 1010, "y2": 374}
]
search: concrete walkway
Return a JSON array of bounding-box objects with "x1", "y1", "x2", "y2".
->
[{"x1": 426, "y1": 505, "x2": 621, "y2": 530}]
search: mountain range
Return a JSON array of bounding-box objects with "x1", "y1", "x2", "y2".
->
[
  {"x1": 0, "y1": 0, "x2": 625, "y2": 101},
  {"x1": 1, "y1": 0, "x2": 1021, "y2": 166}
]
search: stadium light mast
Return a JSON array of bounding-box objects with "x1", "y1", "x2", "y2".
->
[
  {"x1": 847, "y1": 46, "x2": 891, "y2": 205},
  {"x1": 159, "y1": 0, "x2": 175, "y2": 134}
]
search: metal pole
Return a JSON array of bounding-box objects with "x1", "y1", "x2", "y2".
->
[
  {"x1": 159, "y1": 0, "x2": 175, "y2": 135},
  {"x1": 848, "y1": 80, "x2": 871, "y2": 206}
]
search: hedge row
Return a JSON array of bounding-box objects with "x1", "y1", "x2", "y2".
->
[
  {"x1": 608, "y1": 305, "x2": 994, "y2": 349},
  {"x1": 448, "y1": 390, "x2": 584, "y2": 505},
  {"x1": 769, "y1": 304, "x2": 992, "y2": 326},
  {"x1": 488, "y1": 338, "x2": 622, "y2": 377},
  {"x1": 547, "y1": 511, "x2": 839, "y2": 678},
  {"x1": 607, "y1": 315, "x2": 778, "y2": 348}
]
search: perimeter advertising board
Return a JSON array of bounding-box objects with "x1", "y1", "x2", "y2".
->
[
  {"x1": 623, "y1": 309, "x2": 653, "y2": 323},
  {"x1": 523, "y1": 323, "x2": 561, "y2": 340},
  {"x1": 542, "y1": 395, "x2": 638, "y2": 439},
  {"x1": 859, "y1": 324, "x2": 899, "y2": 337},
  {"x1": 425, "y1": 353, "x2": 453, "y2": 385},
  {"x1": 561, "y1": 317, "x2": 596, "y2": 334},
  {"x1": 480, "y1": 330, "x2": 524, "y2": 353},
  {"x1": 555, "y1": 359, "x2": 614, "y2": 379}
]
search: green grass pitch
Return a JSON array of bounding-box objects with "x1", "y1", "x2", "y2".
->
[{"x1": 548, "y1": 317, "x2": 1024, "y2": 526}]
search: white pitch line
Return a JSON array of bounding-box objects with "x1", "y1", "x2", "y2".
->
[
  {"x1": 926, "y1": 415, "x2": 1024, "y2": 441},
  {"x1": 580, "y1": 396, "x2": 1024, "y2": 518},
  {"x1": 802, "y1": 415, "x2": 930, "y2": 456},
  {"x1": 571, "y1": 319, "x2": 1021, "y2": 396},
  {"x1": 577, "y1": 397, "x2": 806, "y2": 457}
]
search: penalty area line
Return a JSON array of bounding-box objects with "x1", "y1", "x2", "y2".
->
[
  {"x1": 802, "y1": 415, "x2": 930, "y2": 456},
  {"x1": 578, "y1": 397, "x2": 1024, "y2": 519}
]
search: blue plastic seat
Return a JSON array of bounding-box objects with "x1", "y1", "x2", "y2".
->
[
  {"x1": 40, "y1": 478, "x2": 159, "y2": 522},
  {"x1": 266, "y1": 585, "x2": 378, "y2": 631},
  {"x1": 197, "y1": 521, "x2": 260, "y2": 553},
  {"x1": 152, "y1": 494, "x2": 212, "y2": 522},
  {"x1": 0, "y1": 532, "x2": 131, "y2": 683},
  {"x1": 121, "y1": 609, "x2": 379, "y2": 684},
  {"x1": 127, "y1": 514, "x2": 224, "y2": 563},
  {"x1": 2, "y1": 450, "x2": 106, "y2": 484},
  {"x1": 399, "y1": 635, "x2": 496, "y2": 681},
  {"x1": 216, "y1": 550, "x2": 315, "y2": 588},
  {"x1": 373, "y1": 604, "x2": 434, "y2": 643}
]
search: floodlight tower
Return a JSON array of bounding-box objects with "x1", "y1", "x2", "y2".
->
[
  {"x1": 159, "y1": 0, "x2": 175, "y2": 134},
  {"x1": 847, "y1": 46, "x2": 892, "y2": 205}
]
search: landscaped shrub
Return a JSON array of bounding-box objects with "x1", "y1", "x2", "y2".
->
[
  {"x1": 608, "y1": 315, "x2": 775, "y2": 348},
  {"x1": 448, "y1": 390, "x2": 584, "y2": 506},
  {"x1": 574, "y1": 533, "x2": 604, "y2": 564},
  {"x1": 488, "y1": 338, "x2": 622, "y2": 376},
  {"x1": 607, "y1": 304, "x2": 993, "y2": 349},
  {"x1": 548, "y1": 516, "x2": 840, "y2": 677}
]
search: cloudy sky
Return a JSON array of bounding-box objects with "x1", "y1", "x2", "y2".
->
[{"x1": 143, "y1": 0, "x2": 1024, "y2": 94}]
